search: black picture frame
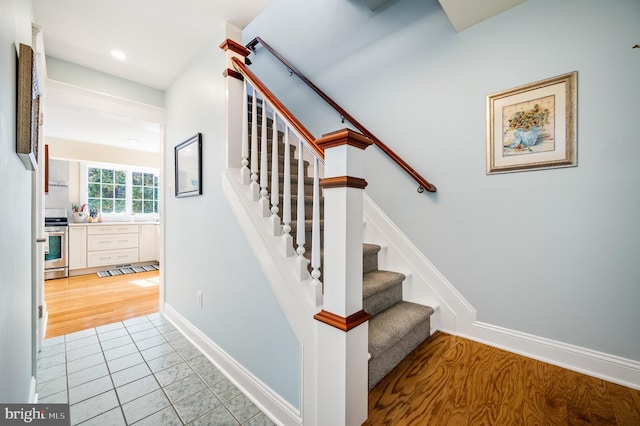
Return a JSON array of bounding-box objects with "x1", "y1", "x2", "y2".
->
[{"x1": 175, "y1": 133, "x2": 202, "y2": 197}]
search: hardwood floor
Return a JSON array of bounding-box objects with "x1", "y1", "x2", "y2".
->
[
  {"x1": 44, "y1": 270, "x2": 160, "y2": 338},
  {"x1": 364, "y1": 332, "x2": 640, "y2": 426}
]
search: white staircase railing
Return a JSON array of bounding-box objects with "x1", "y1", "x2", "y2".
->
[
  {"x1": 237, "y1": 58, "x2": 325, "y2": 306},
  {"x1": 222, "y1": 39, "x2": 372, "y2": 426}
]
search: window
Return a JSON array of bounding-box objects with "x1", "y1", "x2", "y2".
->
[
  {"x1": 132, "y1": 172, "x2": 159, "y2": 214},
  {"x1": 88, "y1": 167, "x2": 127, "y2": 213},
  {"x1": 86, "y1": 166, "x2": 159, "y2": 214}
]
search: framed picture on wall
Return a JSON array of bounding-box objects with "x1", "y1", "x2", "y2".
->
[
  {"x1": 16, "y1": 43, "x2": 41, "y2": 171},
  {"x1": 487, "y1": 71, "x2": 577, "y2": 174},
  {"x1": 175, "y1": 133, "x2": 202, "y2": 197}
]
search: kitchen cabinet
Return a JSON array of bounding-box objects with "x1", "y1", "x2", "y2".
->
[
  {"x1": 87, "y1": 248, "x2": 139, "y2": 268},
  {"x1": 138, "y1": 224, "x2": 159, "y2": 262},
  {"x1": 69, "y1": 223, "x2": 159, "y2": 273},
  {"x1": 68, "y1": 226, "x2": 87, "y2": 270},
  {"x1": 87, "y1": 225, "x2": 139, "y2": 268}
]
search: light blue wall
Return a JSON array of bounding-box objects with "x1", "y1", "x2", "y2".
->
[
  {"x1": 46, "y1": 56, "x2": 165, "y2": 107},
  {"x1": 163, "y1": 24, "x2": 301, "y2": 408},
  {"x1": 0, "y1": 0, "x2": 36, "y2": 402},
  {"x1": 244, "y1": 0, "x2": 640, "y2": 361}
]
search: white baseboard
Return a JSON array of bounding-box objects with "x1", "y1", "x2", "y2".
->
[
  {"x1": 162, "y1": 304, "x2": 302, "y2": 426},
  {"x1": 459, "y1": 321, "x2": 640, "y2": 390},
  {"x1": 29, "y1": 376, "x2": 37, "y2": 403}
]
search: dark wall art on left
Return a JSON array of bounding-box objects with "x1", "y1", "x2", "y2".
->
[
  {"x1": 16, "y1": 43, "x2": 41, "y2": 171},
  {"x1": 175, "y1": 133, "x2": 202, "y2": 197}
]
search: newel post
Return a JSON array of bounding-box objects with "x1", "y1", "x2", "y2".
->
[
  {"x1": 314, "y1": 129, "x2": 373, "y2": 426},
  {"x1": 220, "y1": 38, "x2": 250, "y2": 172}
]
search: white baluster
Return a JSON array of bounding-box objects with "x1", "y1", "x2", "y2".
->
[
  {"x1": 270, "y1": 110, "x2": 281, "y2": 236},
  {"x1": 296, "y1": 139, "x2": 310, "y2": 280},
  {"x1": 249, "y1": 89, "x2": 259, "y2": 200},
  {"x1": 310, "y1": 156, "x2": 322, "y2": 306},
  {"x1": 282, "y1": 128, "x2": 294, "y2": 257},
  {"x1": 240, "y1": 80, "x2": 250, "y2": 185},
  {"x1": 259, "y1": 99, "x2": 270, "y2": 217}
]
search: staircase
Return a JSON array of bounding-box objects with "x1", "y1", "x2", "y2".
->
[
  {"x1": 248, "y1": 97, "x2": 435, "y2": 390},
  {"x1": 363, "y1": 244, "x2": 434, "y2": 389}
]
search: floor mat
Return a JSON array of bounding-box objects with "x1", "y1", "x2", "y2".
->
[{"x1": 97, "y1": 263, "x2": 159, "y2": 277}]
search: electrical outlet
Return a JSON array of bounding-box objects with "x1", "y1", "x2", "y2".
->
[{"x1": 197, "y1": 290, "x2": 202, "y2": 307}]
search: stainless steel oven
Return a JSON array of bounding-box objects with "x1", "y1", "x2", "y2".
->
[{"x1": 45, "y1": 209, "x2": 69, "y2": 280}]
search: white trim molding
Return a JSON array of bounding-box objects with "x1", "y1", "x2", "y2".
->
[
  {"x1": 45, "y1": 79, "x2": 165, "y2": 124},
  {"x1": 163, "y1": 304, "x2": 302, "y2": 426},
  {"x1": 460, "y1": 321, "x2": 640, "y2": 391},
  {"x1": 29, "y1": 376, "x2": 37, "y2": 403}
]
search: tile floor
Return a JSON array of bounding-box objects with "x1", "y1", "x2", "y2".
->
[{"x1": 36, "y1": 313, "x2": 276, "y2": 426}]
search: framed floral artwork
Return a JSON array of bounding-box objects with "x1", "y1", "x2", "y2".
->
[{"x1": 487, "y1": 71, "x2": 577, "y2": 174}]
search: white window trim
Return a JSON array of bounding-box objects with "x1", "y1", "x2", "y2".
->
[{"x1": 80, "y1": 162, "x2": 160, "y2": 216}]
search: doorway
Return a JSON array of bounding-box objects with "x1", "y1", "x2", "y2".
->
[{"x1": 39, "y1": 79, "x2": 165, "y2": 341}]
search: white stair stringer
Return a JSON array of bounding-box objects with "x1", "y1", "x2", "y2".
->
[
  {"x1": 222, "y1": 168, "x2": 317, "y2": 426},
  {"x1": 362, "y1": 193, "x2": 476, "y2": 335}
]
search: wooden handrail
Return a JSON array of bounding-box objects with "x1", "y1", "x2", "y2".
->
[
  {"x1": 231, "y1": 57, "x2": 324, "y2": 160},
  {"x1": 246, "y1": 37, "x2": 436, "y2": 193}
]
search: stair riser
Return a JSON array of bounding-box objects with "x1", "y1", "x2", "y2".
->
[
  {"x1": 368, "y1": 317, "x2": 431, "y2": 390},
  {"x1": 364, "y1": 285, "x2": 403, "y2": 317},
  {"x1": 363, "y1": 252, "x2": 378, "y2": 275}
]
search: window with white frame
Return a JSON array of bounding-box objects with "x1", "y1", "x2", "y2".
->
[
  {"x1": 86, "y1": 165, "x2": 159, "y2": 214},
  {"x1": 132, "y1": 171, "x2": 159, "y2": 214}
]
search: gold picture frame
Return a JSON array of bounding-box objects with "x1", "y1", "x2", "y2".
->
[{"x1": 487, "y1": 71, "x2": 577, "y2": 174}]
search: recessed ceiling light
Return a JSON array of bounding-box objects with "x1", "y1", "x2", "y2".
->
[
  {"x1": 110, "y1": 50, "x2": 126, "y2": 60},
  {"x1": 127, "y1": 138, "x2": 139, "y2": 144}
]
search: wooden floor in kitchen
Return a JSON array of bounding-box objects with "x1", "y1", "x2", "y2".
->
[{"x1": 44, "y1": 270, "x2": 160, "y2": 338}]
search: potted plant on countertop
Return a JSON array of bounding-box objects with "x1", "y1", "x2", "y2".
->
[{"x1": 71, "y1": 203, "x2": 88, "y2": 223}]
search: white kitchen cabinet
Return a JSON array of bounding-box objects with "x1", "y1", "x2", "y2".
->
[
  {"x1": 87, "y1": 224, "x2": 138, "y2": 235},
  {"x1": 87, "y1": 225, "x2": 139, "y2": 268},
  {"x1": 68, "y1": 226, "x2": 87, "y2": 270},
  {"x1": 87, "y1": 248, "x2": 139, "y2": 267},
  {"x1": 69, "y1": 223, "x2": 159, "y2": 272},
  {"x1": 87, "y1": 233, "x2": 139, "y2": 251},
  {"x1": 138, "y1": 224, "x2": 159, "y2": 262}
]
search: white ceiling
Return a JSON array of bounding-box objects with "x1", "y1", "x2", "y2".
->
[
  {"x1": 33, "y1": 0, "x2": 271, "y2": 90},
  {"x1": 33, "y1": 0, "x2": 523, "y2": 155},
  {"x1": 33, "y1": 0, "x2": 271, "y2": 154}
]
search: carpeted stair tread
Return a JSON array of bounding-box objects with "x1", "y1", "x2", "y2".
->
[
  {"x1": 368, "y1": 301, "x2": 434, "y2": 358},
  {"x1": 363, "y1": 270, "x2": 405, "y2": 316},
  {"x1": 363, "y1": 243, "x2": 381, "y2": 257},
  {"x1": 363, "y1": 270, "x2": 404, "y2": 297},
  {"x1": 363, "y1": 270, "x2": 405, "y2": 298},
  {"x1": 368, "y1": 301, "x2": 433, "y2": 389},
  {"x1": 363, "y1": 243, "x2": 381, "y2": 274}
]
